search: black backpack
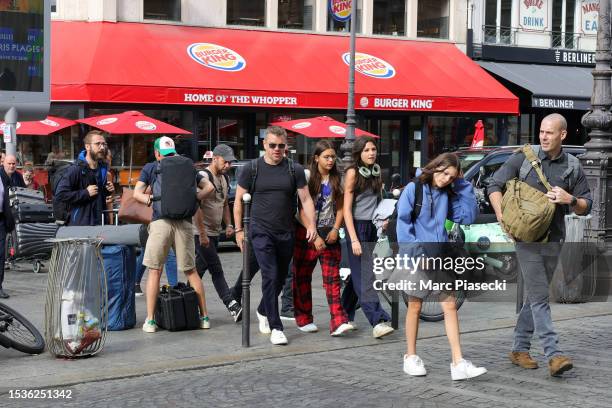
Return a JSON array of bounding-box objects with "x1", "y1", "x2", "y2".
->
[{"x1": 151, "y1": 155, "x2": 199, "y2": 220}]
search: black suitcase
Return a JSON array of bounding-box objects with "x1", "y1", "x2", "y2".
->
[
  {"x1": 9, "y1": 187, "x2": 45, "y2": 206},
  {"x1": 8, "y1": 223, "x2": 59, "y2": 259},
  {"x1": 12, "y1": 203, "x2": 54, "y2": 223},
  {"x1": 155, "y1": 283, "x2": 200, "y2": 331}
]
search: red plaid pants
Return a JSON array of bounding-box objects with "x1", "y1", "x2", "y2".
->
[{"x1": 292, "y1": 225, "x2": 349, "y2": 333}]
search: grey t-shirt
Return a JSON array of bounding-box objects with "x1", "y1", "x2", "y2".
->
[{"x1": 238, "y1": 157, "x2": 306, "y2": 234}]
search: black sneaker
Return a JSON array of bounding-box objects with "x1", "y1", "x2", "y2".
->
[
  {"x1": 0, "y1": 288, "x2": 9, "y2": 299},
  {"x1": 135, "y1": 284, "x2": 143, "y2": 297},
  {"x1": 227, "y1": 300, "x2": 242, "y2": 323}
]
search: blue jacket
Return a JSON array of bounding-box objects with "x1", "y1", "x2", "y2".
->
[
  {"x1": 396, "y1": 170, "x2": 478, "y2": 247},
  {"x1": 54, "y1": 152, "x2": 108, "y2": 226}
]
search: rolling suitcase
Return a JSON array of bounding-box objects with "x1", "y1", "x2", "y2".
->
[
  {"x1": 172, "y1": 283, "x2": 200, "y2": 330},
  {"x1": 12, "y1": 203, "x2": 54, "y2": 223},
  {"x1": 102, "y1": 245, "x2": 136, "y2": 331},
  {"x1": 8, "y1": 223, "x2": 59, "y2": 259},
  {"x1": 9, "y1": 187, "x2": 45, "y2": 206}
]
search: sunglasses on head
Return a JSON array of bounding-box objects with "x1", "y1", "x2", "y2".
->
[{"x1": 267, "y1": 143, "x2": 286, "y2": 150}]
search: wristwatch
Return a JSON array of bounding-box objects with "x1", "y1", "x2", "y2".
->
[{"x1": 570, "y1": 196, "x2": 578, "y2": 207}]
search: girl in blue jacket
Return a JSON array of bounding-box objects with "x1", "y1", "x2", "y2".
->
[{"x1": 396, "y1": 152, "x2": 487, "y2": 381}]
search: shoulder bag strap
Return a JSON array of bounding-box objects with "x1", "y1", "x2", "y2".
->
[{"x1": 522, "y1": 144, "x2": 553, "y2": 192}]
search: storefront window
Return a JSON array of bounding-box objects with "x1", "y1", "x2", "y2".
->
[
  {"x1": 227, "y1": 0, "x2": 265, "y2": 27},
  {"x1": 417, "y1": 0, "x2": 449, "y2": 39},
  {"x1": 51, "y1": 0, "x2": 56, "y2": 13},
  {"x1": 327, "y1": 0, "x2": 362, "y2": 33},
  {"x1": 552, "y1": 0, "x2": 577, "y2": 49},
  {"x1": 373, "y1": 0, "x2": 406, "y2": 36},
  {"x1": 484, "y1": 0, "x2": 512, "y2": 44},
  {"x1": 143, "y1": 0, "x2": 181, "y2": 21},
  {"x1": 278, "y1": 0, "x2": 314, "y2": 30},
  {"x1": 218, "y1": 116, "x2": 246, "y2": 159},
  {"x1": 375, "y1": 119, "x2": 402, "y2": 188}
]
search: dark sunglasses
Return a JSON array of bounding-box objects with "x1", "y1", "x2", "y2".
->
[{"x1": 267, "y1": 143, "x2": 286, "y2": 150}]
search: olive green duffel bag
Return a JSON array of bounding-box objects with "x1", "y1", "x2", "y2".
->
[{"x1": 501, "y1": 145, "x2": 556, "y2": 242}]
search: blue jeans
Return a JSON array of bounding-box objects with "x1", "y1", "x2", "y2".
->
[
  {"x1": 136, "y1": 248, "x2": 178, "y2": 286},
  {"x1": 512, "y1": 243, "x2": 561, "y2": 359}
]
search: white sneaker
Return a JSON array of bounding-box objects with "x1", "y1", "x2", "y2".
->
[
  {"x1": 451, "y1": 359, "x2": 487, "y2": 381},
  {"x1": 257, "y1": 311, "x2": 271, "y2": 334},
  {"x1": 298, "y1": 323, "x2": 318, "y2": 333},
  {"x1": 373, "y1": 322, "x2": 394, "y2": 339},
  {"x1": 200, "y1": 316, "x2": 210, "y2": 329},
  {"x1": 347, "y1": 321, "x2": 358, "y2": 331},
  {"x1": 331, "y1": 323, "x2": 352, "y2": 337},
  {"x1": 270, "y1": 329, "x2": 288, "y2": 345},
  {"x1": 403, "y1": 354, "x2": 427, "y2": 376},
  {"x1": 142, "y1": 319, "x2": 157, "y2": 333}
]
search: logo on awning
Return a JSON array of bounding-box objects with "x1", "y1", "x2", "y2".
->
[
  {"x1": 292, "y1": 122, "x2": 312, "y2": 130},
  {"x1": 135, "y1": 121, "x2": 157, "y2": 131},
  {"x1": 342, "y1": 52, "x2": 396, "y2": 79},
  {"x1": 188, "y1": 43, "x2": 246, "y2": 72},
  {"x1": 97, "y1": 118, "x2": 118, "y2": 125},
  {"x1": 41, "y1": 119, "x2": 59, "y2": 127}
]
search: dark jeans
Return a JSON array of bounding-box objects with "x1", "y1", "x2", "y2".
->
[
  {"x1": 249, "y1": 224, "x2": 294, "y2": 331},
  {"x1": 231, "y1": 249, "x2": 260, "y2": 303},
  {"x1": 195, "y1": 235, "x2": 234, "y2": 307},
  {"x1": 0, "y1": 217, "x2": 6, "y2": 289},
  {"x1": 280, "y1": 262, "x2": 294, "y2": 314},
  {"x1": 341, "y1": 220, "x2": 390, "y2": 326}
]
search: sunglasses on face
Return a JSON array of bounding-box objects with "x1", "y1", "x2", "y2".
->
[{"x1": 267, "y1": 143, "x2": 286, "y2": 150}]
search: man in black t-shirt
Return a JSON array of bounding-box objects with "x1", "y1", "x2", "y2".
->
[{"x1": 234, "y1": 126, "x2": 316, "y2": 345}]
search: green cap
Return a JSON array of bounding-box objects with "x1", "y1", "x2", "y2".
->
[{"x1": 154, "y1": 136, "x2": 176, "y2": 156}]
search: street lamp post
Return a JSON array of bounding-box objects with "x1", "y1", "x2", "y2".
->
[
  {"x1": 581, "y1": 0, "x2": 612, "y2": 245},
  {"x1": 340, "y1": 1, "x2": 358, "y2": 167}
]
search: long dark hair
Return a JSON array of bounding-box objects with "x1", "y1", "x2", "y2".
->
[
  {"x1": 417, "y1": 152, "x2": 461, "y2": 195},
  {"x1": 348, "y1": 136, "x2": 382, "y2": 196},
  {"x1": 308, "y1": 140, "x2": 342, "y2": 207}
]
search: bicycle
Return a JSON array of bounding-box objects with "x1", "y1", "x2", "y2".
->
[{"x1": 0, "y1": 301, "x2": 45, "y2": 355}]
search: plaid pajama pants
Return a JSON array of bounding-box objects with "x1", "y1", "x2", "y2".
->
[{"x1": 292, "y1": 224, "x2": 349, "y2": 333}]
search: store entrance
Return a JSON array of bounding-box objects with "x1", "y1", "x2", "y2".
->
[{"x1": 194, "y1": 112, "x2": 254, "y2": 162}]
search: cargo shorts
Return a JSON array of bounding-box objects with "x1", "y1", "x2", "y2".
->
[{"x1": 143, "y1": 218, "x2": 196, "y2": 272}]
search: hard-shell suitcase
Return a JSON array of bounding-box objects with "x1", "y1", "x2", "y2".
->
[
  {"x1": 172, "y1": 283, "x2": 200, "y2": 330},
  {"x1": 102, "y1": 245, "x2": 136, "y2": 331},
  {"x1": 9, "y1": 187, "x2": 45, "y2": 206},
  {"x1": 8, "y1": 223, "x2": 59, "y2": 259},
  {"x1": 156, "y1": 287, "x2": 187, "y2": 331},
  {"x1": 12, "y1": 203, "x2": 54, "y2": 223}
]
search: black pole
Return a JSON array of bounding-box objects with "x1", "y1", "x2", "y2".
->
[{"x1": 241, "y1": 193, "x2": 252, "y2": 347}]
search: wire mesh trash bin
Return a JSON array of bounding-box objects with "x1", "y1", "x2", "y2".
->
[{"x1": 44, "y1": 238, "x2": 108, "y2": 358}]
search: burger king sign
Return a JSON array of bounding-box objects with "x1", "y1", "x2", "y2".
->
[
  {"x1": 188, "y1": 43, "x2": 246, "y2": 72},
  {"x1": 342, "y1": 52, "x2": 396, "y2": 79},
  {"x1": 329, "y1": 0, "x2": 352, "y2": 22}
]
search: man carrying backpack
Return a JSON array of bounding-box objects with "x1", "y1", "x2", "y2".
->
[
  {"x1": 487, "y1": 113, "x2": 592, "y2": 377},
  {"x1": 54, "y1": 130, "x2": 115, "y2": 226},
  {"x1": 133, "y1": 136, "x2": 209, "y2": 333},
  {"x1": 194, "y1": 144, "x2": 243, "y2": 322},
  {"x1": 233, "y1": 126, "x2": 317, "y2": 345}
]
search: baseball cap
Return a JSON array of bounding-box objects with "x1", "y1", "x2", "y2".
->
[
  {"x1": 212, "y1": 144, "x2": 237, "y2": 162},
  {"x1": 154, "y1": 136, "x2": 177, "y2": 156}
]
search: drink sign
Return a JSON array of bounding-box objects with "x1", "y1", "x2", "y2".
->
[
  {"x1": 519, "y1": 0, "x2": 547, "y2": 31},
  {"x1": 329, "y1": 0, "x2": 352, "y2": 22}
]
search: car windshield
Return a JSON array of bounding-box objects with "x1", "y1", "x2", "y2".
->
[
  {"x1": 228, "y1": 164, "x2": 245, "y2": 192},
  {"x1": 458, "y1": 153, "x2": 486, "y2": 172}
]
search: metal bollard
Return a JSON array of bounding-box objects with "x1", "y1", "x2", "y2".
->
[{"x1": 241, "y1": 193, "x2": 252, "y2": 347}]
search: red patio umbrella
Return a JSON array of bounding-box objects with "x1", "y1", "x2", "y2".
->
[
  {"x1": 0, "y1": 116, "x2": 77, "y2": 135},
  {"x1": 470, "y1": 120, "x2": 485, "y2": 148},
  {"x1": 270, "y1": 116, "x2": 379, "y2": 139},
  {"x1": 76, "y1": 110, "x2": 191, "y2": 134}
]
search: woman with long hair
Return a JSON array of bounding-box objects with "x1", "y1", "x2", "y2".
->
[
  {"x1": 396, "y1": 152, "x2": 486, "y2": 380},
  {"x1": 292, "y1": 141, "x2": 352, "y2": 336},
  {"x1": 342, "y1": 136, "x2": 394, "y2": 339}
]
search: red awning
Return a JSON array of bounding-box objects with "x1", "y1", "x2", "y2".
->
[{"x1": 51, "y1": 21, "x2": 518, "y2": 114}]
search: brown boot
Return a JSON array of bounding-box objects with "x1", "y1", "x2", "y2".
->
[
  {"x1": 549, "y1": 355, "x2": 573, "y2": 377},
  {"x1": 509, "y1": 351, "x2": 538, "y2": 369}
]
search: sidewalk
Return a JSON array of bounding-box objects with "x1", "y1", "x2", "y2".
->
[{"x1": 1, "y1": 250, "x2": 610, "y2": 395}]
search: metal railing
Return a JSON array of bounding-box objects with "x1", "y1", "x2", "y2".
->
[{"x1": 482, "y1": 25, "x2": 591, "y2": 50}]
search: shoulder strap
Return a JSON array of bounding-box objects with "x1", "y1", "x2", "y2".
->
[
  {"x1": 410, "y1": 181, "x2": 423, "y2": 223},
  {"x1": 519, "y1": 145, "x2": 539, "y2": 181},
  {"x1": 522, "y1": 144, "x2": 553, "y2": 191},
  {"x1": 287, "y1": 158, "x2": 297, "y2": 192},
  {"x1": 202, "y1": 168, "x2": 217, "y2": 193},
  {"x1": 223, "y1": 173, "x2": 230, "y2": 195},
  {"x1": 249, "y1": 158, "x2": 258, "y2": 193},
  {"x1": 562, "y1": 153, "x2": 580, "y2": 192}
]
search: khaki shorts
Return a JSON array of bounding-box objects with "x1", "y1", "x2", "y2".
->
[{"x1": 143, "y1": 219, "x2": 196, "y2": 272}]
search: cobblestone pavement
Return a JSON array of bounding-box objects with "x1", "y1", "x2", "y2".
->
[{"x1": 4, "y1": 313, "x2": 612, "y2": 408}]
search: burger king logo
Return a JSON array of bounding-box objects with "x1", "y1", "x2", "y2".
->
[
  {"x1": 329, "y1": 125, "x2": 347, "y2": 135},
  {"x1": 329, "y1": 0, "x2": 352, "y2": 22},
  {"x1": 342, "y1": 52, "x2": 396, "y2": 79},
  {"x1": 135, "y1": 121, "x2": 157, "y2": 131},
  {"x1": 97, "y1": 118, "x2": 118, "y2": 126},
  {"x1": 292, "y1": 122, "x2": 312, "y2": 130},
  {"x1": 188, "y1": 43, "x2": 246, "y2": 72},
  {"x1": 0, "y1": 122, "x2": 21, "y2": 131},
  {"x1": 41, "y1": 119, "x2": 59, "y2": 127},
  {"x1": 360, "y1": 97, "x2": 369, "y2": 108}
]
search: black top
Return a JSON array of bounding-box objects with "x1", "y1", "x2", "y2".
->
[
  {"x1": 0, "y1": 168, "x2": 25, "y2": 188},
  {"x1": 238, "y1": 157, "x2": 306, "y2": 234},
  {"x1": 487, "y1": 148, "x2": 592, "y2": 242}
]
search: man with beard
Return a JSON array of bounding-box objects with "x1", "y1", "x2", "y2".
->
[{"x1": 55, "y1": 130, "x2": 115, "y2": 226}]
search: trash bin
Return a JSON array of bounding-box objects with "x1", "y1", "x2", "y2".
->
[{"x1": 44, "y1": 238, "x2": 108, "y2": 358}]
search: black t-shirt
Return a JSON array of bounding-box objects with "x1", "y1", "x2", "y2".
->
[{"x1": 238, "y1": 157, "x2": 306, "y2": 233}]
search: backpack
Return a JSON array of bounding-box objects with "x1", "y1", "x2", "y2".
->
[
  {"x1": 247, "y1": 157, "x2": 298, "y2": 209},
  {"x1": 501, "y1": 144, "x2": 556, "y2": 242},
  {"x1": 202, "y1": 168, "x2": 230, "y2": 197},
  {"x1": 51, "y1": 160, "x2": 88, "y2": 225},
  {"x1": 519, "y1": 145, "x2": 581, "y2": 192},
  {"x1": 151, "y1": 155, "x2": 199, "y2": 220},
  {"x1": 410, "y1": 180, "x2": 449, "y2": 223}
]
